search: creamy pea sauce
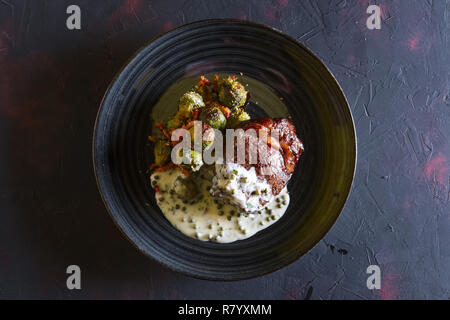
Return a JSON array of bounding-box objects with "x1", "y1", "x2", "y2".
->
[{"x1": 150, "y1": 166, "x2": 290, "y2": 243}]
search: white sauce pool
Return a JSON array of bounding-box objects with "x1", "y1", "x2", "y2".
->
[{"x1": 150, "y1": 166, "x2": 290, "y2": 243}]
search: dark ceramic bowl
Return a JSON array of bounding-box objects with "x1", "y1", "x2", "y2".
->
[{"x1": 93, "y1": 19, "x2": 356, "y2": 280}]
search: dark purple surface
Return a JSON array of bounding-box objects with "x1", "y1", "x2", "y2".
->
[{"x1": 0, "y1": 0, "x2": 449, "y2": 299}]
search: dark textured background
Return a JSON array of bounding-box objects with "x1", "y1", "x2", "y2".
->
[{"x1": 0, "y1": 0, "x2": 449, "y2": 300}]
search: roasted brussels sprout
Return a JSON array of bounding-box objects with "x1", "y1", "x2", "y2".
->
[
  {"x1": 194, "y1": 84, "x2": 213, "y2": 102},
  {"x1": 207, "y1": 100, "x2": 231, "y2": 118},
  {"x1": 198, "y1": 106, "x2": 226, "y2": 130},
  {"x1": 154, "y1": 140, "x2": 171, "y2": 166},
  {"x1": 172, "y1": 176, "x2": 198, "y2": 201},
  {"x1": 166, "y1": 115, "x2": 183, "y2": 130},
  {"x1": 178, "y1": 91, "x2": 205, "y2": 117},
  {"x1": 226, "y1": 109, "x2": 251, "y2": 129},
  {"x1": 176, "y1": 149, "x2": 203, "y2": 172},
  {"x1": 218, "y1": 77, "x2": 248, "y2": 109}
]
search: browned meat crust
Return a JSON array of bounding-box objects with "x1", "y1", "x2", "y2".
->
[{"x1": 234, "y1": 118, "x2": 304, "y2": 195}]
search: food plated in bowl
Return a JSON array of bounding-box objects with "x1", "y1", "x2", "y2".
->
[
  {"x1": 93, "y1": 20, "x2": 356, "y2": 280},
  {"x1": 148, "y1": 75, "x2": 304, "y2": 243}
]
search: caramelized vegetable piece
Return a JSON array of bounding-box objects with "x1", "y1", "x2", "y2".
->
[
  {"x1": 207, "y1": 101, "x2": 231, "y2": 118},
  {"x1": 179, "y1": 91, "x2": 205, "y2": 117},
  {"x1": 218, "y1": 77, "x2": 248, "y2": 109},
  {"x1": 198, "y1": 106, "x2": 227, "y2": 130},
  {"x1": 194, "y1": 83, "x2": 214, "y2": 102},
  {"x1": 166, "y1": 115, "x2": 183, "y2": 130},
  {"x1": 226, "y1": 109, "x2": 251, "y2": 129},
  {"x1": 154, "y1": 140, "x2": 171, "y2": 166}
]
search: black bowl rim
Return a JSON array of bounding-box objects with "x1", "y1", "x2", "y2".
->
[{"x1": 92, "y1": 18, "x2": 358, "y2": 281}]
